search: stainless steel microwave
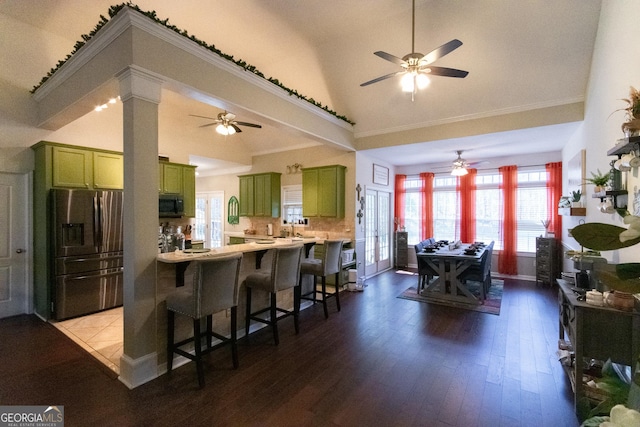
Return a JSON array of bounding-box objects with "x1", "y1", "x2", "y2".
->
[{"x1": 159, "y1": 194, "x2": 184, "y2": 217}]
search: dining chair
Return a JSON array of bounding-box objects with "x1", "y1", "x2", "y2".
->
[
  {"x1": 300, "y1": 240, "x2": 344, "y2": 318},
  {"x1": 166, "y1": 252, "x2": 242, "y2": 388},
  {"x1": 245, "y1": 245, "x2": 304, "y2": 345},
  {"x1": 414, "y1": 242, "x2": 438, "y2": 294},
  {"x1": 460, "y1": 241, "x2": 494, "y2": 301}
]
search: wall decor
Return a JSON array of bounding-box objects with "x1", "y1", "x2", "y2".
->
[{"x1": 373, "y1": 164, "x2": 389, "y2": 186}]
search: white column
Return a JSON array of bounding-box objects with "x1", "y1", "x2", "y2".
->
[{"x1": 117, "y1": 67, "x2": 163, "y2": 388}]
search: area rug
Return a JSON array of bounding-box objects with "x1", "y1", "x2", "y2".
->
[{"x1": 398, "y1": 278, "x2": 503, "y2": 315}]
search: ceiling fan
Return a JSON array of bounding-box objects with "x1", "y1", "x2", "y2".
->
[
  {"x1": 360, "y1": 0, "x2": 468, "y2": 100},
  {"x1": 190, "y1": 112, "x2": 262, "y2": 135}
]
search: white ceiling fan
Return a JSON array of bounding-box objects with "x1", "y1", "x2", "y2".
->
[{"x1": 360, "y1": 0, "x2": 469, "y2": 100}]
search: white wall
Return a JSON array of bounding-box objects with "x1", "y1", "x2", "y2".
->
[{"x1": 562, "y1": 1, "x2": 640, "y2": 267}]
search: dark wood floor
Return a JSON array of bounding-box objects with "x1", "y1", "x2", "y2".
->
[{"x1": 1, "y1": 269, "x2": 578, "y2": 426}]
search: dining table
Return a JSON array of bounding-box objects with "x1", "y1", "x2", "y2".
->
[{"x1": 416, "y1": 242, "x2": 488, "y2": 305}]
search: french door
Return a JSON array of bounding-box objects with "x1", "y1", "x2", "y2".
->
[
  {"x1": 364, "y1": 188, "x2": 391, "y2": 276},
  {"x1": 194, "y1": 192, "x2": 224, "y2": 248}
]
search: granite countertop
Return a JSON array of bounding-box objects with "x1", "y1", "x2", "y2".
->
[{"x1": 157, "y1": 237, "x2": 322, "y2": 264}]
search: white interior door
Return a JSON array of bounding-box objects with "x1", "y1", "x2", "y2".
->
[
  {"x1": 0, "y1": 173, "x2": 29, "y2": 318},
  {"x1": 364, "y1": 189, "x2": 391, "y2": 276}
]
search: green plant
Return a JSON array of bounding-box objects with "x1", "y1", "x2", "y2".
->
[
  {"x1": 572, "y1": 189, "x2": 582, "y2": 202},
  {"x1": 620, "y1": 86, "x2": 640, "y2": 134},
  {"x1": 585, "y1": 169, "x2": 611, "y2": 187}
]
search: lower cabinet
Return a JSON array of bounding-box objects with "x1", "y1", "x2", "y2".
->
[
  {"x1": 395, "y1": 231, "x2": 408, "y2": 268},
  {"x1": 536, "y1": 237, "x2": 559, "y2": 286},
  {"x1": 557, "y1": 279, "x2": 640, "y2": 415}
]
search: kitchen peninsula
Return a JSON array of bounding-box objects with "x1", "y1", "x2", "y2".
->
[{"x1": 155, "y1": 237, "x2": 334, "y2": 371}]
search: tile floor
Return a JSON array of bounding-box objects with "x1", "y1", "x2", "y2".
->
[{"x1": 52, "y1": 307, "x2": 123, "y2": 374}]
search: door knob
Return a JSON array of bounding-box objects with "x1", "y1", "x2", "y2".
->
[{"x1": 16, "y1": 249, "x2": 24, "y2": 253}]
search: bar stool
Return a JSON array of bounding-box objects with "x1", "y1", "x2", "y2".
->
[
  {"x1": 244, "y1": 245, "x2": 304, "y2": 345},
  {"x1": 166, "y1": 253, "x2": 242, "y2": 388},
  {"x1": 300, "y1": 239, "x2": 344, "y2": 318}
]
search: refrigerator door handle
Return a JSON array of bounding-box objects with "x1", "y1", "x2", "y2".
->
[{"x1": 93, "y1": 194, "x2": 102, "y2": 247}]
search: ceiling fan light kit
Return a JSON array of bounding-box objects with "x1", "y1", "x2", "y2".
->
[
  {"x1": 216, "y1": 124, "x2": 236, "y2": 135},
  {"x1": 189, "y1": 111, "x2": 262, "y2": 137},
  {"x1": 451, "y1": 150, "x2": 469, "y2": 176},
  {"x1": 360, "y1": 0, "x2": 468, "y2": 100}
]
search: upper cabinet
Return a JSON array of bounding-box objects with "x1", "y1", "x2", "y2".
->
[
  {"x1": 159, "y1": 161, "x2": 196, "y2": 216},
  {"x1": 302, "y1": 165, "x2": 346, "y2": 218},
  {"x1": 158, "y1": 162, "x2": 184, "y2": 194},
  {"x1": 45, "y1": 143, "x2": 123, "y2": 190},
  {"x1": 181, "y1": 166, "x2": 196, "y2": 217},
  {"x1": 238, "y1": 172, "x2": 281, "y2": 217}
]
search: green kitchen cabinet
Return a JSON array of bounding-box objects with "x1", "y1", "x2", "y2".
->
[
  {"x1": 93, "y1": 151, "x2": 124, "y2": 189},
  {"x1": 238, "y1": 172, "x2": 281, "y2": 217},
  {"x1": 238, "y1": 175, "x2": 255, "y2": 216},
  {"x1": 52, "y1": 145, "x2": 92, "y2": 188},
  {"x1": 50, "y1": 144, "x2": 124, "y2": 190},
  {"x1": 302, "y1": 165, "x2": 346, "y2": 218},
  {"x1": 159, "y1": 162, "x2": 183, "y2": 194},
  {"x1": 181, "y1": 165, "x2": 196, "y2": 217}
]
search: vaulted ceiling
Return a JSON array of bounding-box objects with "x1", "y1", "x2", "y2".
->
[{"x1": 1, "y1": 1, "x2": 602, "y2": 171}]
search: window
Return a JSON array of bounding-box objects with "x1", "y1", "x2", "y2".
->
[
  {"x1": 475, "y1": 172, "x2": 502, "y2": 249},
  {"x1": 399, "y1": 167, "x2": 548, "y2": 253},
  {"x1": 281, "y1": 185, "x2": 307, "y2": 226},
  {"x1": 432, "y1": 176, "x2": 458, "y2": 241},
  {"x1": 516, "y1": 169, "x2": 547, "y2": 252},
  {"x1": 403, "y1": 176, "x2": 421, "y2": 245}
]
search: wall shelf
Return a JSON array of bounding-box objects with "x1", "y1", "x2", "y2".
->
[
  {"x1": 607, "y1": 135, "x2": 640, "y2": 157},
  {"x1": 558, "y1": 207, "x2": 586, "y2": 216}
]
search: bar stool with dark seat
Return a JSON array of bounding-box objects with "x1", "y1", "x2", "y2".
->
[
  {"x1": 166, "y1": 253, "x2": 242, "y2": 388},
  {"x1": 244, "y1": 245, "x2": 304, "y2": 345},
  {"x1": 300, "y1": 239, "x2": 344, "y2": 319}
]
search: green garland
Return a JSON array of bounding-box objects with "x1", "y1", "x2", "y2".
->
[{"x1": 30, "y1": 2, "x2": 355, "y2": 125}]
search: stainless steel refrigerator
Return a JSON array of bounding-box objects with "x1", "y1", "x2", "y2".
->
[{"x1": 51, "y1": 189, "x2": 124, "y2": 320}]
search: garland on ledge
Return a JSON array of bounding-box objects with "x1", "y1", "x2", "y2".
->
[{"x1": 30, "y1": 2, "x2": 355, "y2": 126}]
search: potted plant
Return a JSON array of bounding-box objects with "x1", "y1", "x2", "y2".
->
[
  {"x1": 619, "y1": 86, "x2": 640, "y2": 136},
  {"x1": 572, "y1": 189, "x2": 583, "y2": 207},
  {"x1": 585, "y1": 169, "x2": 611, "y2": 193}
]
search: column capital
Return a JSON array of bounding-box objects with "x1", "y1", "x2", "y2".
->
[{"x1": 117, "y1": 66, "x2": 163, "y2": 104}]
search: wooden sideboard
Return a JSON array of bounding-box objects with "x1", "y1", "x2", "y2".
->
[{"x1": 557, "y1": 279, "x2": 640, "y2": 413}]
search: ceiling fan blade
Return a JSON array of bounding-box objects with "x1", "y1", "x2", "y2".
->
[
  {"x1": 189, "y1": 114, "x2": 217, "y2": 120},
  {"x1": 223, "y1": 113, "x2": 236, "y2": 121},
  {"x1": 425, "y1": 66, "x2": 469, "y2": 78},
  {"x1": 235, "y1": 121, "x2": 262, "y2": 128},
  {"x1": 231, "y1": 124, "x2": 242, "y2": 133},
  {"x1": 360, "y1": 71, "x2": 405, "y2": 87},
  {"x1": 421, "y1": 39, "x2": 463, "y2": 65},
  {"x1": 199, "y1": 123, "x2": 218, "y2": 128},
  {"x1": 374, "y1": 51, "x2": 407, "y2": 66}
]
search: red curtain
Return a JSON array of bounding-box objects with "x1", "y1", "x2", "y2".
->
[
  {"x1": 546, "y1": 162, "x2": 563, "y2": 238},
  {"x1": 499, "y1": 165, "x2": 518, "y2": 275},
  {"x1": 420, "y1": 172, "x2": 434, "y2": 239},
  {"x1": 457, "y1": 169, "x2": 477, "y2": 242},
  {"x1": 394, "y1": 174, "x2": 406, "y2": 231}
]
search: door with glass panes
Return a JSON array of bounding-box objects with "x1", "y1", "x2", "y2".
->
[
  {"x1": 194, "y1": 192, "x2": 224, "y2": 248},
  {"x1": 365, "y1": 188, "x2": 391, "y2": 276}
]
